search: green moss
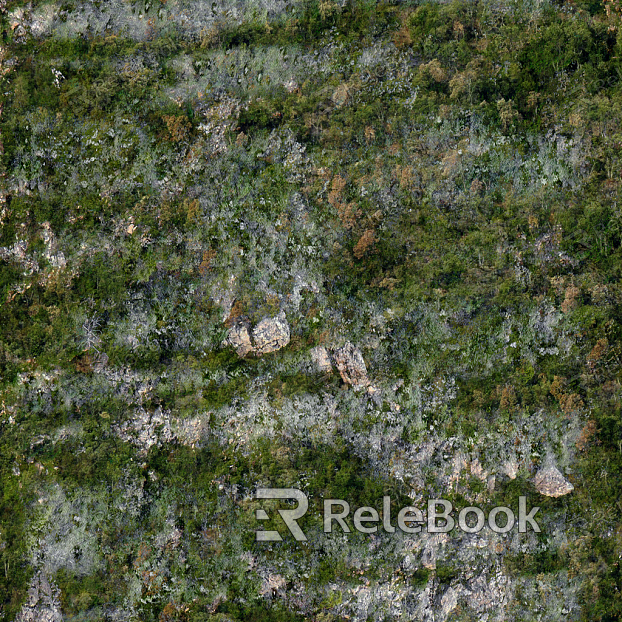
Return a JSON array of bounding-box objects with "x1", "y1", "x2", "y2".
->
[{"x1": 411, "y1": 568, "x2": 430, "y2": 588}]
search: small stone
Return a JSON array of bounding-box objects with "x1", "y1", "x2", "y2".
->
[{"x1": 534, "y1": 465, "x2": 574, "y2": 497}]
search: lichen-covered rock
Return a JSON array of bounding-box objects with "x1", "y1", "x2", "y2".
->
[
  {"x1": 333, "y1": 342, "x2": 369, "y2": 386},
  {"x1": 16, "y1": 572, "x2": 63, "y2": 622},
  {"x1": 440, "y1": 586, "x2": 458, "y2": 620},
  {"x1": 534, "y1": 464, "x2": 574, "y2": 497},
  {"x1": 224, "y1": 321, "x2": 254, "y2": 356},
  {"x1": 252, "y1": 312, "x2": 290, "y2": 355},
  {"x1": 310, "y1": 345, "x2": 332, "y2": 372},
  {"x1": 115, "y1": 406, "x2": 175, "y2": 456}
]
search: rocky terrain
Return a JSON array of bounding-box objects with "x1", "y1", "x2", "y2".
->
[{"x1": 1, "y1": 0, "x2": 622, "y2": 620}]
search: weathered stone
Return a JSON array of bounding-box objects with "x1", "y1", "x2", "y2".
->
[
  {"x1": 440, "y1": 587, "x2": 458, "y2": 621},
  {"x1": 502, "y1": 458, "x2": 518, "y2": 480},
  {"x1": 16, "y1": 572, "x2": 63, "y2": 622},
  {"x1": 310, "y1": 345, "x2": 332, "y2": 372},
  {"x1": 332, "y1": 342, "x2": 369, "y2": 386},
  {"x1": 252, "y1": 312, "x2": 290, "y2": 355},
  {"x1": 534, "y1": 465, "x2": 574, "y2": 497},
  {"x1": 114, "y1": 406, "x2": 174, "y2": 456},
  {"x1": 224, "y1": 321, "x2": 254, "y2": 356}
]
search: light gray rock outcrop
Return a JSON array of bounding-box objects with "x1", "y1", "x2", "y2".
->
[
  {"x1": 534, "y1": 464, "x2": 574, "y2": 497},
  {"x1": 224, "y1": 321, "x2": 254, "y2": 356},
  {"x1": 252, "y1": 312, "x2": 290, "y2": 354},
  {"x1": 16, "y1": 572, "x2": 63, "y2": 622},
  {"x1": 224, "y1": 313, "x2": 290, "y2": 356}
]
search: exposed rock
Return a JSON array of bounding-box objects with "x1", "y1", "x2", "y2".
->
[
  {"x1": 464, "y1": 570, "x2": 511, "y2": 615},
  {"x1": 470, "y1": 458, "x2": 488, "y2": 481},
  {"x1": 449, "y1": 453, "x2": 468, "y2": 487},
  {"x1": 440, "y1": 587, "x2": 458, "y2": 621},
  {"x1": 224, "y1": 313, "x2": 290, "y2": 357},
  {"x1": 198, "y1": 98, "x2": 240, "y2": 157},
  {"x1": 174, "y1": 415, "x2": 210, "y2": 448},
  {"x1": 534, "y1": 464, "x2": 574, "y2": 497},
  {"x1": 420, "y1": 534, "x2": 448, "y2": 571},
  {"x1": 114, "y1": 406, "x2": 174, "y2": 456},
  {"x1": 224, "y1": 321, "x2": 254, "y2": 356},
  {"x1": 29, "y1": 4, "x2": 56, "y2": 37},
  {"x1": 310, "y1": 345, "x2": 332, "y2": 372},
  {"x1": 259, "y1": 573, "x2": 287, "y2": 598},
  {"x1": 421, "y1": 551, "x2": 436, "y2": 571},
  {"x1": 252, "y1": 312, "x2": 290, "y2": 355},
  {"x1": 92, "y1": 352, "x2": 109, "y2": 372},
  {"x1": 501, "y1": 458, "x2": 518, "y2": 480},
  {"x1": 0, "y1": 239, "x2": 39, "y2": 275},
  {"x1": 332, "y1": 342, "x2": 369, "y2": 386},
  {"x1": 16, "y1": 572, "x2": 63, "y2": 622}
]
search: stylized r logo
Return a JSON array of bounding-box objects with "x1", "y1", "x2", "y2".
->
[{"x1": 255, "y1": 488, "x2": 308, "y2": 542}]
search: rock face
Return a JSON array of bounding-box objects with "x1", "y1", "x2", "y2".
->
[
  {"x1": 224, "y1": 314, "x2": 290, "y2": 356},
  {"x1": 310, "y1": 345, "x2": 332, "y2": 372},
  {"x1": 440, "y1": 586, "x2": 459, "y2": 620},
  {"x1": 16, "y1": 572, "x2": 63, "y2": 622},
  {"x1": 252, "y1": 312, "x2": 290, "y2": 354},
  {"x1": 333, "y1": 342, "x2": 369, "y2": 386},
  {"x1": 534, "y1": 465, "x2": 574, "y2": 497}
]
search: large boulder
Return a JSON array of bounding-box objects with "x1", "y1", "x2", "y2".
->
[
  {"x1": 333, "y1": 342, "x2": 369, "y2": 387},
  {"x1": 252, "y1": 312, "x2": 290, "y2": 354},
  {"x1": 534, "y1": 465, "x2": 574, "y2": 497}
]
